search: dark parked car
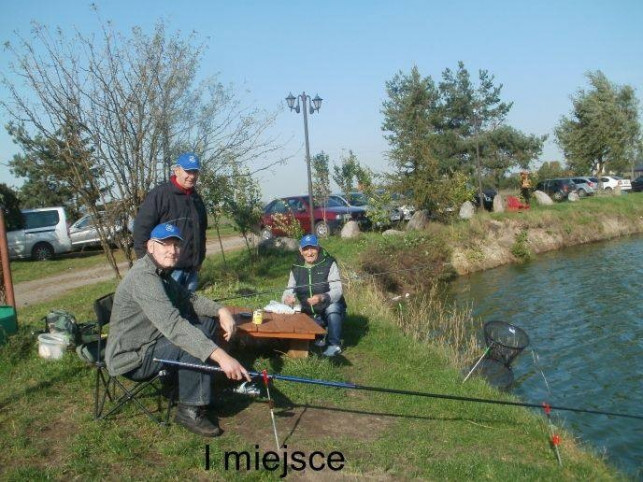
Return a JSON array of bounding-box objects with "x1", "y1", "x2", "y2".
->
[
  {"x1": 535, "y1": 178, "x2": 578, "y2": 201},
  {"x1": 260, "y1": 195, "x2": 368, "y2": 239},
  {"x1": 472, "y1": 188, "x2": 498, "y2": 211},
  {"x1": 630, "y1": 176, "x2": 643, "y2": 192},
  {"x1": 331, "y1": 192, "x2": 401, "y2": 226}
]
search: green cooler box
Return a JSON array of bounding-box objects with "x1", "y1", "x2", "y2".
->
[{"x1": 0, "y1": 305, "x2": 17, "y2": 345}]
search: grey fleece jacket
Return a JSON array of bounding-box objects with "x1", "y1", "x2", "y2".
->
[{"x1": 105, "y1": 255, "x2": 223, "y2": 376}]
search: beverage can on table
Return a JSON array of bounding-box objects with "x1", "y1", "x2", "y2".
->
[{"x1": 252, "y1": 309, "x2": 263, "y2": 325}]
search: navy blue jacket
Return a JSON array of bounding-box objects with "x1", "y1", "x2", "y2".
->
[{"x1": 133, "y1": 180, "x2": 207, "y2": 270}]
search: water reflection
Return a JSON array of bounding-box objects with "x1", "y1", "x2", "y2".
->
[{"x1": 447, "y1": 235, "x2": 642, "y2": 477}]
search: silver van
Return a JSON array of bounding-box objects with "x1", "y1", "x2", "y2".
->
[{"x1": 7, "y1": 207, "x2": 73, "y2": 260}]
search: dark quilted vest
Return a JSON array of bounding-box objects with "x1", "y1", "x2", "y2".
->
[{"x1": 291, "y1": 250, "x2": 343, "y2": 316}]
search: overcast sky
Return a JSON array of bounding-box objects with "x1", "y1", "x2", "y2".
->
[{"x1": 1, "y1": 0, "x2": 642, "y2": 202}]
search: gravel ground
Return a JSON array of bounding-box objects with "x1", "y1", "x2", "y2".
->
[{"x1": 13, "y1": 235, "x2": 247, "y2": 308}]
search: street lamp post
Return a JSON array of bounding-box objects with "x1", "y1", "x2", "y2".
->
[{"x1": 286, "y1": 91, "x2": 323, "y2": 234}]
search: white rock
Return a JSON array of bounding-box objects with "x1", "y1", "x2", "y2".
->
[
  {"x1": 340, "y1": 220, "x2": 361, "y2": 238},
  {"x1": 459, "y1": 201, "x2": 475, "y2": 219},
  {"x1": 406, "y1": 210, "x2": 430, "y2": 231},
  {"x1": 533, "y1": 190, "x2": 554, "y2": 205}
]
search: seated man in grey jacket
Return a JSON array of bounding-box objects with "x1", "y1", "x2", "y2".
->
[{"x1": 105, "y1": 222, "x2": 249, "y2": 437}]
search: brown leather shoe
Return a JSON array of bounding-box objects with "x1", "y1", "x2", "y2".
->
[{"x1": 174, "y1": 404, "x2": 222, "y2": 437}]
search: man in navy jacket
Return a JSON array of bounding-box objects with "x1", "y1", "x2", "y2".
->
[{"x1": 134, "y1": 152, "x2": 207, "y2": 292}]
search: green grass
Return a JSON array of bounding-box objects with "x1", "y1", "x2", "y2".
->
[
  {"x1": 0, "y1": 245, "x2": 620, "y2": 480},
  {"x1": 8, "y1": 227, "x2": 239, "y2": 285},
  {"x1": 8, "y1": 249, "x2": 123, "y2": 284},
  {"x1": 2, "y1": 196, "x2": 639, "y2": 480}
]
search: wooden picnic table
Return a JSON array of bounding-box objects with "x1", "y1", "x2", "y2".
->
[{"x1": 227, "y1": 306, "x2": 326, "y2": 358}]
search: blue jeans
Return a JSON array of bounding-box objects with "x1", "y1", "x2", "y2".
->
[
  {"x1": 171, "y1": 268, "x2": 199, "y2": 293},
  {"x1": 313, "y1": 301, "x2": 346, "y2": 347},
  {"x1": 126, "y1": 317, "x2": 217, "y2": 406}
]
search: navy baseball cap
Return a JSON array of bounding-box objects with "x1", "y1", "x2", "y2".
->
[
  {"x1": 150, "y1": 223, "x2": 183, "y2": 241},
  {"x1": 300, "y1": 234, "x2": 319, "y2": 248},
  {"x1": 176, "y1": 152, "x2": 200, "y2": 171}
]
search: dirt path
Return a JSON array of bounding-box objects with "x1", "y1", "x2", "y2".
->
[{"x1": 13, "y1": 235, "x2": 248, "y2": 308}]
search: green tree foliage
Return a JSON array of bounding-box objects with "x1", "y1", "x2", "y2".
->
[
  {"x1": 555, "y1": 71, "x2": 641, "y2": 176},
  {"x1": 485, "y1": 126, "x2": 545, "y2": 188},
  {"x1": 381, "y1": 67, "x2": 440, "y2": 197},
  {"x1": 332, "y1": 150, "x2": 359, "y2": 196},
  {"x1": 6, "y1": 122, "x2": 96, "y2": 216},
  {"x1": 382, "y1": 62, "x2": 544, "y2": 214},
  {"x1": 221, "y1": 166, "x2": 263, "y2": 255},
  {"x1": 535, "y1": 161, "x2": 571, "y2": 183},
  {"x1": 362, "y1": 187, "x2": 394, "y2": 230},
  {"x1": 2, "y1": 10, "x2": 278, "y2": 274},
  {"x1": 311, "y1": 151, "x2": 331, "y2": 204},
  {"x1": 199, "y1": 169, "x2": 232, "y2": 266},
  {"x1": 332, "y1": 150, "x2": 373, "y2": 197},
  {"x1": 0, "y1": 184, "x2": 23, "y2": 231}
]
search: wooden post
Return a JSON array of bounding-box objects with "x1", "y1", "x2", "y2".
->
[{"x1": 0, "y1": 208, "x2": 16, "y2": 309}]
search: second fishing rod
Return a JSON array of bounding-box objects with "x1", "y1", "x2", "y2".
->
[{"x1": 153, "y1": 359, "x2": 643, "y2": 422}]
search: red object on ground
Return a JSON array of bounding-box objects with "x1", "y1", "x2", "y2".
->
[{"x1": 507, "y1": 195, "x2": 530, "y2": 211}]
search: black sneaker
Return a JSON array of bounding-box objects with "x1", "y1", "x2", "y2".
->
[{"x1": 174, "y1": 404, "x2": 222, "y2": 437}]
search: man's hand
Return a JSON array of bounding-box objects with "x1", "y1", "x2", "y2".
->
[
  {"x1": 209, "y1": 348, "x2": 251, "y2": 382},
  {"x1": 283, "y1": 295, "x2": 297, "y2": 307},
  {"x1": 217, "y1": 307, "x2": 236, "y2": 342},
  {"x1": 306, "y1": 294, "x2": 325, "y2": 306}
]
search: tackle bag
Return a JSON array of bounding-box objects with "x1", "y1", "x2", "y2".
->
[
  {"x1": 43, "y1": 309, "x2": 79, "y2": 345},
  {"x1": 42, "y1": 310, "x2": 100, "y2": 347}
]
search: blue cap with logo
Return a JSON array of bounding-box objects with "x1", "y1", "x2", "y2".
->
[
  {"x1": 150, "y1": 223, "x2": 183, "y2": 241},
  {"x1": 176, "y1": 152, "x2": 200, "y2": 171},
  {"x1": 300, "y1": 234, "x2": 319, "y2": 248}
]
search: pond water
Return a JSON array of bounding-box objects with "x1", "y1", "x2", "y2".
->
[{"x1": 447, "y1": 234, "x2": 642, "y2": 477}]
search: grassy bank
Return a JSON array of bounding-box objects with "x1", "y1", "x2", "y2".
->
[
  {"x1": 0, "y1": 231, "x2": 630, "y2": 478},
  {"x1": 359, "y1": 193, "x2": 643, "y2": 296}
]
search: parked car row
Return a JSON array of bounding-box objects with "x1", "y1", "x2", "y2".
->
[
  {"x1": 534, "y1": 175, "x2": 635, "y2": 202},
  {"x1": 331, "y1": 192, "x2": 407, "y2": 226},
  {"x1": 7, "y1": 207, "x2": 131, "y2": 261},
  {"x1": 535, "y1": 178, "x2": 579, "y2": 201},
  {"x1": 260, "y1": 191, "x2": 419, "y2": 239},
  {"x1": 7, "y1": 207, "x2": 72, "y2": 261},
  {"x1": 260, "y1": 195, "x2": 369, "y2": 239}
]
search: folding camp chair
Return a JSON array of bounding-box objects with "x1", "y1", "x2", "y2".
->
[{"x1": 93, "y1": 293, "x2": 176, "y2": 425}]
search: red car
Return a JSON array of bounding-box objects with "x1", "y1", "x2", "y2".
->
[{"x1": 260, "y1": 195, "x2": 368, "y2": 239}]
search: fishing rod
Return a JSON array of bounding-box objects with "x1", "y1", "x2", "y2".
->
[
  {"x1": 153, "y1": 359, "x2": 643, "y2": 421},
  {"x1": 261, "y1": 369, "x2": 281, "y2": 450},
  {"x1": 211, "y1": 264, "x2": 431, "y2": 303}
]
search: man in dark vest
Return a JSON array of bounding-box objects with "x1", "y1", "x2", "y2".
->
[{"x1": 282, "y1": 234, "x2": 346, "y2": 357}]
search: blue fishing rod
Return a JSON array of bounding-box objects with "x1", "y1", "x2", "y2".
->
[{"x1": 153, "y1": 358, "x2": 643, "y2": 421}]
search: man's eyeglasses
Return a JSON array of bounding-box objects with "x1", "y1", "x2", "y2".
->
[{"x1": 153, "y1": 239, "x2": 182, "y2": 248}]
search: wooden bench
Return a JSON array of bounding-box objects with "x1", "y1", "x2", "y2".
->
[{"x1": 228, "y1": 306, "x2": 326, "y2": 358}]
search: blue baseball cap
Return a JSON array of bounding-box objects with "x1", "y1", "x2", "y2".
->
[
  {"x1": 150, "y1": 223, "x2": 183, "y2": 241},
  {"x1": 300, "y1": 234, "x2": 319, "y2": 248},
  {"x1": 176, "y1": 152, "x2": 200, "y2": 171}
]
